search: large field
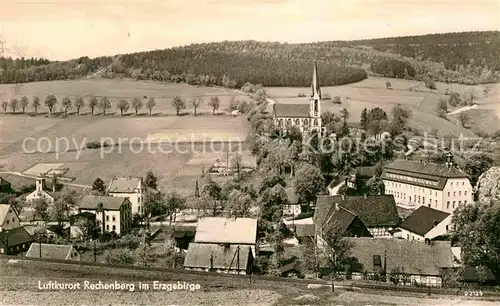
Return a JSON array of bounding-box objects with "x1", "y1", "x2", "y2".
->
[
  {"x1": 0, "y1": 80, "x2": 251, "y2": 196},
  {"x1": 267, "y1": 77, "x2": 500, "y2": 136},
  {"x1": 0, "y1": 78, "x2": 251, "y2": 116}
]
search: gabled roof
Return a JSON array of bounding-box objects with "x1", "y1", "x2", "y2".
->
[
  {"x1": 26, "y1": 243, "x2": 78, "y2": 260},
  {"x1": 195, "y1": 217, "x2": 257, "y2": 245},
  {"x1": 273, "y1": 103, "x2": 310, "y2": 118},
  {"x1": 0, "y1": 204, "x2": 18, "y2": 225},
  {"x1": 79, "y1": 195, "x2": 129, "y2": 211},
  {"x1": 0, "y1": 177, "x2": 11, "y2": 185},
  {"x1": 348, "y1": 238, "x2": 455, "y2": 276},
  {"x1": 107, "y1": 177, "x2": 142, "y2": 193},
  {"x1": 382, "y1": 160, "x2": 468, "y2": 190},
  {"x1": 400, "y1": 206, "x2": 450, "y2": 237},
  {"x1": 0, "y1": 226, "x2": 34, "y2": 247},
  {"x1": 184, "y1": 243, "x2": 252, "y2": 270},
  {"x1": 321, "y1": 206, "x2": 357, "y2": 233},
  {"x1": 316, "y1": 195, "x2": 400, "y2": 228}
]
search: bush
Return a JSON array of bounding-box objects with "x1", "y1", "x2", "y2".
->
[
  {"x1": 297, "y1": 93, "x2": 306, "y2": 97},
  {"x1": 333, "y1": 96, "x2": 341, "y2": 104},
  {"x1": 86, "y1": 140, "x2": 110, "y2": 149},
  {"x1": 104, "y1": 248, "x2": 135, "y2": 265}
]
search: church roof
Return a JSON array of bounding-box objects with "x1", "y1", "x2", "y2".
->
[
  {"x1": 273, "y1": 103, "x2": 310, "y2": 118},
  {"x1": 311, "y1": 61, "x2": 321, "y2": 99}
]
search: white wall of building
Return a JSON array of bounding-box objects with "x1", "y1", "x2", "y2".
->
[
  {"x1": 81, "y1": 209, "x2": 123, "y2": 235},
  {"x1": 0, "y1": 206, "x2": 20, "y2": 231},
  {"x1": 109, "y1": 192, "x2": 142, "y2": 215}
]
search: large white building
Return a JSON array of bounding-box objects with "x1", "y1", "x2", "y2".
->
[
  {"x1": 273, "y1": 62, "x2": 323, "y2": 136},
  {"x1": 78, "y1": 195, "x2": 132, "y2": 235},
  {"x1": 25, "y1": 177, "x2": 55, "y2": 204},
  {"x1": 381, "y1": 154, "x2": 473, "y2": 213}
]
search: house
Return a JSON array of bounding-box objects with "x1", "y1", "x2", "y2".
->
[
  {"x1": 172, "y1": 228, "x2": 196, "y2": 250},
  {"x1": 78, "y1": 195, "x2": 132, "y2": 235},
  {"x1": 283, "y1": 188, "x2": 301, "y2": 217},
  {"x1": 0, "y1": 226, "x2": 35, "y2": 255},
  {"x1": 346, "y1": 238, "x2": 456, "y2": 287},
  {"x1": 0, "y1": 177, "x2": 12, "y2": 193},
  {"x1": 194, "y1": 217, "x2": 258, "y2": 256},
  {"x1": 314, "y1": 203, "x2": 373, "y2": 241},
  {"x1": 0, "y1": 203, "x2": 20, "y2": 231},
  {"x1": 183, "y1": 243, "x2": 254, "y2": 275},
  {"x1": 398, "y1": 206, "x2": 452, "y2": 241},
  {"x1": 107, "y1": 176, "x2": 160, "y2": 216},
  {"x1": 278, "y1": 260, "x2": 304, "y2": 278},
  {"x1": 346, "y1": 166, "x2": 379, "y2": 190},
  {"x1": 273, "y1": 62, "x2": 324, "y2": 136},
  {"x1": 26, "y1": 243, "x2": 80, "y2": 261},
  {"x1": 315, "y1": 195, "x2": 400, "y2": 237},
  {"x1": 382, "y1": 153, "x2": 473, "y2": 213},
  {"x1": 25, "y1": 177, "x2": 55, "y2": 204},
  {"x1": 69, "y1": 211, "x2": 97, "y2": 240}
]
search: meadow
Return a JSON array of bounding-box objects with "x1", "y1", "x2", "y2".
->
[
  {"x1": 0, "y1": 80, "x2": 250, "y2": 195},
  {"x1": 0, "y1": 78, "x2": 251, "y2": 116},
  {"x1": 267, "y1": 77, "x2": 500, "y2": 136}
]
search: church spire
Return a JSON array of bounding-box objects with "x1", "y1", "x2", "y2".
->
[{"x1": 311, "y1": 61, "x2": 321, "y2": 100}]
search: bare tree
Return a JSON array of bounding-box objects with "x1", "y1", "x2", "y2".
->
[
  {"x1": 146, "y1": 97, "x2": 156, "y2": 116},
  {"x1": 74, "y1": 97, "x2": 85, "y2": 115},
  {"x1": 9, "y1": 98, "x2": 18, "y2": 114},
  {"x1": 192, "y1": 96, "x2": 203, "y2": 116},
  {"x1": 458, "y1": 112, "x2": 469, "y2": 128},
  {"x1": 20, "y1": 96, "x2": 29, "y2": 113},
  {"x1": 117, "y1": 99, "x2": 130, "y2": 116},
  {"x1": 132, "y1": 97, "x2": 143, "y2": 115},
  {"x1": 208, "y1": 96, "x2": 220, "y2": 115}
]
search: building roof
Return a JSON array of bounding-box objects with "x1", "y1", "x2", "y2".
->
[
  {"x1": 79, "y1": 195, "x2": 129, "y2": 211},
  {"x1": 195, "y1": 217, "x2": 257, "y2": 245},
  {"x1": 26, "y1": 243, "x2": 77, "y2": 260},
  {"x1": 315, "y1": 195, "x2": 400, "y2": 228},
  {"x1": 320, "y1": 206, "x2": 357, "y2": 233},
  {"x1": 0, "y1": 226, "x2": 34, "y2": 248},
  {"x1": 184, "y1": 243, "x2": 252, "y2": 270},
  {"x1": 0, "y1": 204, "x2": 18, "y2": 225},
  {"x1": 107, "y1": 177, "x2": 142, "y2": 193},
  {"x1": 382, "y1": 160, "x2": 468, "y2": 190},
  {"x1": 347, "y1": 238, "x2": 455, "y2": 276},
  {"x1": 285, "y1": 188, "x2": 299, "y2": 204},
  {"x1": 399, "y1": 206, "x2": 450, "y2": 237},
  {"x1": 293, "y1": 223, "x2": 315, "y2": 238},
  {"x1": 0, "y1": 177, "x2": 11, "y2": 185},
  {"x1": 273, "y1": 103, "x2": 310, "y2": 118}
]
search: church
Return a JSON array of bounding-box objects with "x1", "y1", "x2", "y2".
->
[{"x1": 272, "y1": 62, "x2": 324, "y2": 136}]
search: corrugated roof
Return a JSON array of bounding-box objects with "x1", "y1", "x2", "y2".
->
[
  {"x1": 348, "y1": 238, "x2": 455, "y2": 276},
  {"x1": 273, "y1": 103, "x2": 310, "y2": 118},
  {"x1": 195, "y1": 217, "x2": 257, "y2": 245},
  {"x1": 399, "y1": 206, "x2": 450, "y2": 237},
  {"x1": 316, "y1": 195, "x2": 400, "y2": 227},
  {"x1": 108, "y1": 177, "x2": 142, "y2": 193},
  {"x1": 0, "y1": 226, "x2": 34, "y2": 247},
  {"x1": 184, "y1": 243, "x2": 252, "y2": 270},
  {"x1": 79, "y1": 195, "x2": 128, "y2": 211},
  {"x1": 26, "y1": 243, "x2": 77, "y2": 260}
]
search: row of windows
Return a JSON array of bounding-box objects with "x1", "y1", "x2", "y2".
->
[
  {"x1": 386, "y1": 173, "x2": 438, "y2": 187},
  {"x1": 105, "y1": 215, "x2": 117, "y2": 222},
  {"x1": 5, "y1": 217, "x2": 16, "y2": 224},
  {"x1": 276, "y1": 118, "x2": 319, "y2": 127},
  {"x1": 447, "y1": 191, "x2": 468, "y2": 197},
  {"x1": 450, "y1": 181, "x2": 466, "y2": 187},
  {"x1": 387, "y1": 181, "x2": 439, "y2": 196},
  {"x1": 106, "y1": 224, "x2": 117, "y2": 231},
  {"x1": 446, "y1": 200, "x2": 467, "y2": 209}
]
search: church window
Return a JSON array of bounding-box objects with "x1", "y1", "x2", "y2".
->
[
  {"x1": 303, "y1": 119, "x2": 309, "y2": 126},
  {"x1": 286, "y1": 119, "x2": 291, "y2": 126},
  {"x1": 295, "y1": 119, "x2": 300, "y2": 125},
  {"x1": 278, "y1": 119, "x2": 283, "y2": 126},
  {"x1": 314, "y1": 119, "x2": 318, "y2": 126},
  {"x1": 314, "y1": 101, "x2": 318, "y2": 113}
]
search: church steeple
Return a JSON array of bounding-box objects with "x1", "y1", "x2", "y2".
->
[{"x1": 311, "y1": 61, "x2": 321, "y2": 100}]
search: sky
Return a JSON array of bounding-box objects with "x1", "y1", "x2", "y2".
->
[{"x1": 0, "y1": 0, "x2": 499, "y2": 60}]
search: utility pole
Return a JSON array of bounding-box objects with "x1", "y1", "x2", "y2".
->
[
  {"x1": 93, "y1": 239, "x2": 96, "y2": 262},
  {"x1": 236, "y1": 245, "x2": 240, "y2": 273},
  {"x1": 39, "y1": 234, "x2": 42, "y2": 258}
]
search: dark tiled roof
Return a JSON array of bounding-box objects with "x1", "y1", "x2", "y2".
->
[
  {"x1": 184, "y1": 243, "x2": 252, "y2": 270},
  {"x1": 400, "y1": 206, "x2": 450, "y2": 237},
  {"x1": 273, "y1": 103, "x2": 310, "y2": 118},
  {"x1": 79, "y1": 195, "x2": 129, "y2": 211},
  {"x1": 0, "y1": 226, "x2": 34, "y2": 247},
  {"x1": 382, "y1": 160, "x2": 468, "y2": 190},
  {"x1": 26, "y1": 243, "x2": 77, "y2": 260},
  {"x1": 316, "y1": 195, "x2": 400, "y2": 228},
  {"x1": 348, "y1": 238, "x2": 455, "y2": 276},
  {"x1": 320, "y1": 206, "x2": 357, "y2": 233}
]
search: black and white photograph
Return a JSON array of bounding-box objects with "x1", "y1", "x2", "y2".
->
[{"x1": 0, "y1": 0, "x2": 499, "y2": 305}]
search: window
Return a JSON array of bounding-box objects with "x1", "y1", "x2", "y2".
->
[
  {"x1": 448, "y1": 192, "x2": 450, "y2": 197},
  {"x1": 295, "y1": 119, "x2": 300, "y2": 125},
  {"x1": 447, "y1": 201, "x2": 450, "y2": 209},
  {"x1": 464, "y1": 200, "x2": 468, "y2": 205},
  {"x1": 418, "y1": 196, "x2": 421, "y2": 203},
  {"x1": 459, "y1": 201, "x2": 462, "y2": 206},
  {"x1": 6, "y1": 219, "x2": 9, "y2": 224},
  {"x1": 453, "y1": 201, "x2": 456, "y2": 208},
  {"x1": 423, "y1": 197, "x2": 425, "y2": 204},
  {"x1": 12, "y1": 218, "x2": 14, "y2": 222},
  {"x1": 112, "y1": 216, "x2": 116, "y2": 222},
  {"x1": 453, "y1": 191, "x2": 456, "y2": 197},
  {"x1": 462, "y1": 182, "x2": 464, "y2": 186},
  {"x1": 112, "y1": 225, "x2": 116, "y2": 231},
  {"x1": 465, "y1": 191, "x2": 467, "y2": 196},
  {"x1": 435, "y1": 200, "x2": 437, "y2": 206},
  {"x1": 106, "y1": 225, "x2": 109, "y2": 230},
  {"x1": 314, "y1": 119, "x2": 318, "y2": 126},
  {"x1": 106, "y1": 215, "x2": 109, "y2": 221}
]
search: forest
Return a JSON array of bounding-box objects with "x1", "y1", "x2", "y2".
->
[{"x1": 0, "y1": 31, "x2": 499, "y2": 86}]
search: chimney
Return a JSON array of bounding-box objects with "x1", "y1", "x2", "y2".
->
[
  {"x1": 335, "y1": 203, "x2": 339, "y2": 211},
  {"x1": 433, "y1": 220, "x2": 438, "y2": 227}
]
